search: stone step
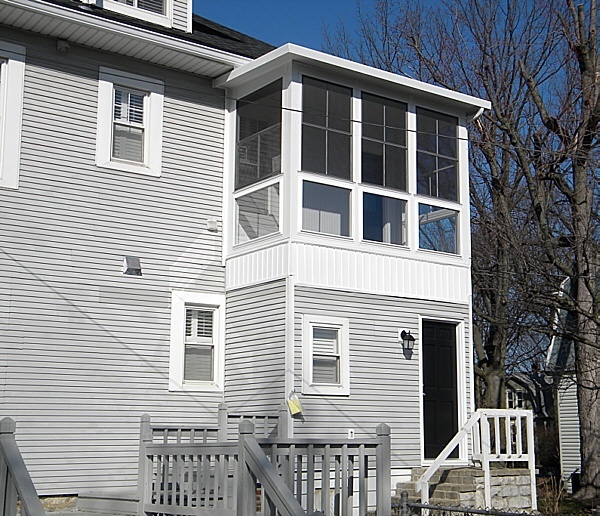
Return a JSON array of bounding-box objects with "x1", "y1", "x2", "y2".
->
[{"x1": 76, "y1": 490, "x2": 138, "y2": 516}]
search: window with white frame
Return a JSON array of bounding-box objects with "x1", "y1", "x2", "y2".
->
[
  {"x1": 96, "y1": 68, "x2": 164, "y2": 177},
  {"x1": 169, "y1": 291, "x2": 224, "y2": 391},
  {"x1": 102, "y1": 0, "x2": 171, "y2": 27},
  {"x1": 362, "y1": 93, "x2": 407, "y2": 191},
  {"x1": 236, "y1": 182, "x2": 280, "y2": 243},
  {"x1": 363, "y1": 192, "x2": 406, "y2": 245},
  {"x1": 419, "y1": 203, "x2": 458, "y2": 254},
  {"x1": 301, "y1": 77, "x2": 352, "y2": 179},
  {"x1": 303, "y1": 314, "x2": 350, "y2": 395},
  {"x1": 507, "y1": 390, "x2": 524, "y2": 409},
  {"x1": 0, "y1": 41, "x2": 25, "y2": 190},
  {"x1": 417, "y1": 108, "x2": 458, "y2": 201},
  {"x1": 302, "y1": 180, "x2": 351, "y2": 237}
]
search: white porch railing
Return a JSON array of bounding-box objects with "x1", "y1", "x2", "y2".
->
[{"x1": 415, "y1": 409, "x2": 537, "y2": 510}]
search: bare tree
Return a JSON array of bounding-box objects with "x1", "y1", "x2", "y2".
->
[{"x1": 325, "y1": 0, "x2": 599, "y2": 497}]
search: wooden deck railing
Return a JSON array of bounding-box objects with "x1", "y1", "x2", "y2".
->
[
  {"x1": 415, "y1": 409, "x2": 536, "y2": 510},
  {"x1": 138, "y1": 417, "x2": 391, "y2": 515},
  {"x1": 0, "y1": 417, "x2": 46, "y2": 516}
]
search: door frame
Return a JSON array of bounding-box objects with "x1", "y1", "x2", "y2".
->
[{"x1": 418, "y1": 316, "x2": 469, "y2": 465}]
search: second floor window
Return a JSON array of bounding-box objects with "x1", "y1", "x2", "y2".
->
[
  {"x1": 417, "y1": 108, "x2": 458, "y2": 201},
  {"x1": 302, "y1": 77, "x2": 352, "y2": 179},
  {"x1": 236, "y1": 80, "x2": 282, "y2": 189},
  {"x1": 362, "y1": 93, "x2": 407, "y2": 191},
  {"x1": 112, "y1": 87, "x2": 146, "y2": 164}
]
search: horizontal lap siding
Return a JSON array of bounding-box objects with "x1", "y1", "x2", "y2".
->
[
  {"x1": 294, "y1": 286, "x2": 471, "y2": 471},
  {"x1": 557, "y1": 377, "x2": 581, "y2": 489},
  {"x1": 225, "y1": 279, "x2": 287, "y2": 414},
  {"x1": 0, "y1": 31, "x2": 226, "y2": 495},
  {"x1": 172, "y1": 0, "x2": 189, "y2": 32}
]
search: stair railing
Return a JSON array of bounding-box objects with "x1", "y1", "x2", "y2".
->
[
  {"x1": 415, "y1": 409, "x2": 537, "y2": 510},
  {"x1": 0, "y1": 417, "x2": 46, "y2": 516}
]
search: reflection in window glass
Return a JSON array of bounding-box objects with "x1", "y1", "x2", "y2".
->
[
  {"x1": 363, "y1": 193, "x2": 406, "y2": 245},
  {"x1": 302, "y1": 181, "x2": 350, "y2": 237},
  {"x1": 302, "y1": 77, "x2": 352, "y2": 179},
  {"x1": 417, "y1": 108, "x2": 458, "y2": 201},
  {"x1": 419, "y1": 204, "x2": 458, "y2": 253},
  {"x1": 236, "y1": 184, "x2": 280, "y2": 243},
  {"x1": 236, "y1": 80, "x2": 282, "y2": 189},
  {"x1": 362, "y1": 93, "x2": 407, "y2": 190}
]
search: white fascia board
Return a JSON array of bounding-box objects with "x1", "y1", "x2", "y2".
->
[
  {"x1": 2, "y1": 0, "x2": 250, "y2": 69},
  {"x1": 214, "y1": 43, "x2": 490, "y2": 115}
]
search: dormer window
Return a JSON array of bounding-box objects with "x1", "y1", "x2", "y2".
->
[{"x1": 114, "y1": 0, "x2": 165, "y2": 15}]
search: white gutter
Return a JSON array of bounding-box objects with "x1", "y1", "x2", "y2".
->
[
  {"x1": 215, "y1": 43, "x2": 491, "y2": 114},
  {"x1": 1, "y1": 0, "x2": 251, "y2": 68}
]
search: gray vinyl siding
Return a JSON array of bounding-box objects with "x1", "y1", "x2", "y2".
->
[
  {"x1": 172, "y1": 0, "x2": 190, "y2": 32},
  {"x1": 293, "y1": 286, "x2": 471, "y2": 471},
  {"x1": 0, "y1": 29, "x2": 226, "y2": 495},
  {"x1": 557, "y1": 376, "x2": 581, "y2": 491},
  {"x1": 224, "y1": 279, "x2": 287, "y2": 414}
]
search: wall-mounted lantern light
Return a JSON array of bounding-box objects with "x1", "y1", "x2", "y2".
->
[{"x1": 400, "y1": 330, "x2": 416, "y2": 351}]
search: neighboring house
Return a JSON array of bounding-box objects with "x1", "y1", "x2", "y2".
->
[
  {"x1": 0, "y1": 0, "x2": 490, "y2": 498},
  {"x1": 546, "y1": 307, "x2": 581, "y2": 491},
  {"x1": 506, "y1": 368, "x2": 557, "y2": 472}
]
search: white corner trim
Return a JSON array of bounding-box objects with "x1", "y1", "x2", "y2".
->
[
  {"x1": 96, "y1": 67, "x2": 164, "y2": 177},
  {"x1": 0, "y1": 40, "x2": 26, "y2": 190},
  {"x1": 302, "y1": 314, "x2": 350, "y2": 396},
  {"x1": 169, "y1": 291, "x2": 226, "y2": 392}
]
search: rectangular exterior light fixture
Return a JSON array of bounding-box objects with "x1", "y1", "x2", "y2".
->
[{"x1": 123, "y1": 256, "x2": 142, "y2": 276}]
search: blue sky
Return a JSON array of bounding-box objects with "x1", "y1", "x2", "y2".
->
[{"x1": 193, "y1": 0, "x2": 374, "y2": 51}]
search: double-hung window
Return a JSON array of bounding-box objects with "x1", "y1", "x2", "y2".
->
[
  {"x1": 96, "y1": 68, "x2": 164, "y2": 177},
  {"x1": 303, "y1": 314, "x2": 350, "y2": 395},
  {"x1": 0, "y1": 41, "x2": 25, "y2": 190},
  {"x1": 169, "y1": 292, "x2": 224, "y2": 391}
]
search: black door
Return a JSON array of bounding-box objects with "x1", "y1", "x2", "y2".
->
[{"x1": 423, "y1": 321, "x2": 458, "y2": 459}]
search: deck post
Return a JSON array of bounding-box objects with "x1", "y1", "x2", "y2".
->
[
  {"x1": 376, "y1": 423, "x2": 391, "y2": 516},
  {"x1": 137, "y1": 414, "x2": 152, "y2": 516},
  {"x1": 238, "y1": 420, "x2": 256, "y2": 516},
  {"x1": 218, "y1": 403, "x2": 228, "y2": 441},
  {"x1": 277, "y1": 403, "x2": 289, "y2": 438}
]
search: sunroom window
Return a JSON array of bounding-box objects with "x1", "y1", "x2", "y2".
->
[
  {"x1": 362, "y1": 93, "x2": 407, "y2": 191},
  {"x1": 302, "y1": 181, "x2": 350, "y2": 237},
  {"x1": 417, "y1": 108, "x2": 458, "y2": 201},
  {"x1": 363, "y1": 193, "x2": 406, "y2": 245},
  {"x1": 236, "y1": 80, "x2": 282, "y2": 189},
  {"x1": 236, "y1": 183, "x2": 280, "y2": 244},
  {"x1": 301, "y1": 77, "x2": 352, "y2": 179},
  {"x1": 419, "y1": 204, "x2": 458, "y2": 254}
]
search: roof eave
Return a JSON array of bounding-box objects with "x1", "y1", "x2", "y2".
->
[{"x1": 214, "y1": 43, "x2": 491, "y2": 116}]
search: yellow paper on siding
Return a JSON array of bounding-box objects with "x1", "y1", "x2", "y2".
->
[{"x1": 287, "y1": 397, "x2": 303, "y2": 415}]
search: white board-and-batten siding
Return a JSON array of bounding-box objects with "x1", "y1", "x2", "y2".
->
[
  {"x1": 0, "y1": 29, "x2": 227, "y2": 495},
  {"x1": 293, "y1": 286, "x2": 472, "y2": 472},
  {"x1": 224, "y1": 279, "x2": 287, "y2": 414}
]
